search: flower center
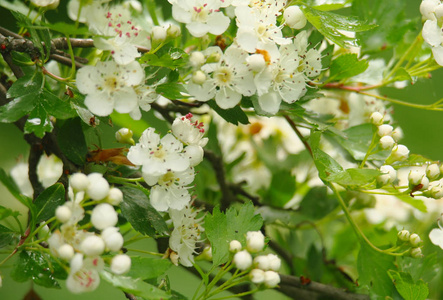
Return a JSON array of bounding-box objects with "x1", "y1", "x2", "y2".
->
[
  {"x1": 214, "y1": 67, "x2": 232, "y2": 85},
  {"x1": 192, "y1": 6, "x2": 209, "y2": 23}
]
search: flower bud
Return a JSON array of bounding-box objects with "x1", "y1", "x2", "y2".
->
[
  {"x1": 229, "y1": 240, "x2": 242, "y2": 253},
  {"x1": 59, "y1": 244, "x2": 75, "y2": 261},
  {"x1": 87, "y1": 173, "x2": 110, "y2": 201},
  {"x1": 410, "y1": 247, "x2": 423, "y2": 258},
  {"x1": 106, "y1": 187, "x2": 123, "y2": 206},
  {"x1": 377, "y1": 165, "x2": 397, "y2": 186},
  {"x1": 152, "y1": 26, "x2": 167, "y2": 43},
  {"x1": 254, "y1": 255, "x2": 270, "y2": 270},
  {"x1": 246, "y1": 231, "x2": 265, "y2": 253},
  {"x1": 80, "y1": 235, "x2": 105, "y2": 256},
  {"x1": 38, "y1": 223, "x2": 50, "y2": 240},
  {"x1": 263, "y1": 271, "x2": 280, "y2": 288},
  {"x1": 70, "y1": 173, "x2": 89, "y2": 192},
  {"x1": 101, "y1": 227, "x2": 124, "y2": 252},
  {"x1": 166, "y1": 24, "x2": 181, "y2": 39},
  {"x1": 111, "y1": 254, "x2": 131, "y2": 275},
  {"x1": 170, "y1": 251, "x2": 179, "y2": 266},
  {"x1": 233, "y1": 250, "x2": 252, "y2": 270},
  {"x1": 386, "y1": 144, "x2": 409, "y2": 164},
  {"x1": 192, "y1": 71, "x2": 207, "y2": 85},
  {"x1": 426, "y1": 164, "x2": 440, "y2": 180},
  {"x1": 392, "y1": 127, "x2": 403, "y2": 142},
  {"x1": 246, "y1": 54, "x2": 266, "y2": 72},
  {"x1": 284, "y1": 6, "x2": 307, "y2": 29},
  {"x1": 377, "y1": 124, "x2": 393, "y2": 137},
  {"x1": 426, "y1": 181, "x2": 443, "y2": 199},
  {"x1": 31, "y1": 0, "x2": 59, "y2": 9},
  {"x1": 56, "y1": 206, "x2": 72, "y2": 223},
  {"x1": 115, "y1": 128, "x2": 135, "y2": 145},
  {"x1": 206, "y1": 52, "x2": 221, "y2": 63},
  {"x1": 420, "y1": 176, "x2": 430, "y2": 190},
  {"x1": 267, "y1": 254, "x2": 281, "y2": 271},
  {"x1": 379, "y1": 136, "x2": 395, "y2": 150},
  {"x1": 408, "y1": 170, "x2": 425, "y2": 186},
  {"x1": 200, "y1": 246, "x2": 213, "y2": 261},
  {"x1": 189, "y1": 52, "x2": 206, "y2": 68},
  {"x1": 370, "y1": 112, "x2": 384, "y2": 126},
  {"x1": 409, "y1": 233, "x2": 422, "y2": 247},
  {"x1": 397, "y1": 230, "x2": 410, "y2": 242},
  {"x1": 91, "y1": 203, "x2": 118, "y2": 230},
  {"x1": 249, "y1": 269, "x2": 265, "y2": 284}
]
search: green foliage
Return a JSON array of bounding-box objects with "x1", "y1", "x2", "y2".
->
[
  {"x1": 263, "y1": 170, "x2": 296, "y2": 208},
  {"x1": 140, "y1": 47, "x2": 189, "y2": 69},
  {"x1": 33, "y1": 183, "x2": 65, "y2": 224},
  {"x1": 205, "y1": 201, "x2": 263, "y2": 266},
  {"x1": 57, "y1": 118, "x2": 88, "y2": 166},
  {"x1": 120, "y1": 186, "x2": 168, "y2": 236},
  {"x1": 0, "y1": 224, "x2": 16, "y2": 248},
  {"x1": 11, "y1": 250, "x2": 67, "y2": 288},
  {"x1": 327, "y1": 168, "x2": 381, "y2": 186},
  {"x1": 207, "y1": 100, "x2": 249, "y2": 125},
  {"x1": 126, "y1": 257, "x2": 172, "y2": 280},
  {"x1": 299, "y1": 186, "x2": 338, "y2": 220},
  {"x1": 301, "y1": 5, "x2": 377, "y2": 48},
  {"x1": 327, "y1": 53, "x2": 369, "y2": 83},
  {"x1": 387, "y1": 271, "x2": 429, "y2": 300}
]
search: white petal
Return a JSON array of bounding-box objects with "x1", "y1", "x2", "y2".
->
[
  {"x1": 432, "y1": 46, "x2": 443, "y2": 66},
  {"x1": 84, "y1": 92, "x2": 114, "y2": 117},
  {"x1": 150, "y1": 186, "x2": 170, "y2": 212},
  {"x1": 206, "y1": 12, "x2": 230, "y2": 36},
  {"x1": 187, "y1": 23, "x2": 210, "y2": 37},
  {"x1": 113, "y1": 89, "x2": 138, "y2": 114},
  {"x1": 429, "y1": 228, "x2": 443, "y2": 248},
  {"x1": 258, "y1": 92, "x2": 281, "y2": 114},
  {"x1": 423, "y1": 20, "x2": 442, "y2": 47},
  {"x1": 236, "y1": 30, "x2": 259, "y2": 53},
  {"x1": 215, "y1": 87, "x2": 241, "y2": 109}
]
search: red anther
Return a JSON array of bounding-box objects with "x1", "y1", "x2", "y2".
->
[{"x1": 106, "y1": 12, "x2": 112, "y2": 18}]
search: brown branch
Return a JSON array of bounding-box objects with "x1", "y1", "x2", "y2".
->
[
  {"x1": 283, "y1": 114, "x2": 313, "y2": 158},
  {"x1": 204, "y1": 149, "x2": 233, "y2": 211}
]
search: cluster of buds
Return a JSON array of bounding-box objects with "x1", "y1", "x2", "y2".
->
[
  {"x1": 370, "y1": 112, "x2": 408, "y2": 165},
  {"x1": 397, "y1": 230, "x2": 423, "y2": 258},
  {"x1": 49, "y1": 172, "x2": 130, "y2": 293},
  {"x1": 408, "y1": 164, "x2": 443, "y2": 199},
  {"x1": 230, "y1": 231, "x2": 281, "y2": 288}
]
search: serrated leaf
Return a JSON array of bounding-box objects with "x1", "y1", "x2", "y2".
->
[
  {"x1": 388, "y1": 271, "x2": 429, "y2": 300},
  {"x1": 207, "y1": 100, "x2": 249, "y2": 125},
  {"x1": 126, "y1": 257, "x2": 172, "y2": 280},
  {"x1": 299, "y1": 186, "x2": 338, "y2": 220},
  {"x1": 328, "y1": 53, "x2": 369, "y2": 82},
  {"x1": 100, "y1": 271, "x2": 171, "y2": 299},
  {"x1": 33, "y1": 183, "x2": 65, "y2": 223},
  {"x1": 57, "y1": 118, "x2": 88, "y2": 166},
  {"x1": 24, "y1": 103, "x2": 54, "y2": 138},
  {"x1": 301, "y1": 6, "x2": 377, "y2": 48},
  {"x1": 120, "y1": 186, "x2": 168, "y2": 236},
  {"x1": 357, "y1": 243, "x2": 396, "y2": 297},
  {"x1": 140, "y1": 48, "x2": 188, "y2": 69},
  {"x1": 156, "y1": 83, "x2": 188, "y2": 100},
  {"x1": 327, "y1": 168, "x2": 381, "y2": 186},
  {"x1": 400, "y1": 252, "x2": 439, "y2": 283},
  {"x1": 312, "y1": 148, "x2": 344, "y2": 181},
  {"x1": 205, "y1": 201, "x2": 263, "y2": 266},
  {"x1": 11, "y1": 251, "x2": 66, "y2": 288},
  {"x1": 41, "y1": 90, "x2": 76, "y2": 119}
]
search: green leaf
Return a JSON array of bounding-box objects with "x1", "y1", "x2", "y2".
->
[
  {"x1": 395, "y1": 194, "x2": 427, "y2": 213},
  {"x1": 207, "y1": 100, "x2": 249, "y2": 125},
  {"x1": 126, "y1": 257, "x2": 172, "y2": 280},
  {"x1": 156, "y1": 83, "x2": 188, "y2": 100},
  {"x1": 0, "y1": 224, "x2": 16, "y2": 248},
  {"x1": 264, "y1": 170, "x2": 296, "y2": 208},
  {"x1": 100, "y1": 271, "x2": 171, "y2": 299},
  {"x1": 0, "y1": 205, "x2": 20, "y2": 221},
  {"x1": 301, "y1": 6, "x2": 377, "y2": 48},
  {"x1": 357, "y1": 243, "x2": 396, "y2": 298},
  {"x1": 327, "y1": 168, "x2": 381, "y2": 186},
  {"x1": 299, "y1": 186, "x2": 338, "y2": 220},
  {"x1": 205, "y1": 201, "x2": 263, "y2": 266},
  {"x1": 33, "y1": 183, "x2": 65, "y2": 223},
  {"x1": 11, "y1": 251, "x2": 66, "y2": 288},
  {"x1": 400, "y1": 252, "x2": 439, "y2": 283},
  {"x1": 0, "y1": 168, "x2": 32, "y2": 208},
  {"x1": 120, "y1": 186, "x2": 168, "y2": 236},
  {"x1": 312, "y1": 148, "x2": 344, "y2": 181},
  {"x1": 41, "y1": 90, "x2": 76, "y2": 119},
  {"x1": 24, "y1": 103, "x2": 54, "y2": 138},
  {"x1": 388, "y1": 271, "x2": 429, "y2": 300},
  {"x1": 327, "y1": 53, "x2": 368, "y2": 82},
  {"x1": 0, "y1": 71, "x2": 43, "y2": 123},
  {"x1": 57, "y1": 118, "x2": 88, "y2": 166},
  {"x1": 140, "y1": 48, "x2": 188, "y2": 69}
]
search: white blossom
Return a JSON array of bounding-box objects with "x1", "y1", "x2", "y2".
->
[
  {"x1": 249, "y1": 269, "x2": 265, "y2": 284},
  {"x1": 111, "y1": 254, "x2": 131, "y2": 274},
  {"x1": 87, "y1": 173, "x2": 110, "y2": 201},
  {"x1": 246, "y1": 231, "x2": 265, "y2": 253},
  {"x1": 233, "y1": 250, "x2": 253, "y2": 270},
  {"x1": 66, "y1": 254, "x2": 104, "y2": 293},
  {"x1": 91, "y1": 203, "x2": 118, "y2": 230},
  {"x1": 101, "y1": 227, "x2": 124, "y2": 251},
  {"x1": 284, "y1": 6, "x2": 307, "y2": 29},
  {"x1": 263, "y1": 271, "x2": 280, "y2": 288},
  {"x1": 80, "y1": 235, "x2": 106, "y2": 257}
]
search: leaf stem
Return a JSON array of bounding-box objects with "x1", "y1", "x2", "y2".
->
[{"x1": 359, "y1": 130, "x2": 379, "y2": 168}]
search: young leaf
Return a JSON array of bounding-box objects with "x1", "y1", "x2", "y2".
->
[
  {"x1": 388, "y1": 271, "x2": 429, "y2": 300},
  {"x1": 33, "y1": 183, "x2": 65, "y2": 223},
  {"x1": 140, "y1": 48, "x2": 188, "y2": 69},
  {"x1": 301, "y1": 6, "x2": 377, "y2": 48},
  {"x1": 126, "y1": 257, "x2": 172, "y2": 280},
  {"x1": 357, "y1": 243, "x2": 396, "y2": 297},
  {"x1": 24, "y1": 103, "x2": 54, "y2": 138},
  {"x1": 57, "y1": 118, "x2": 88, "y2": 166},
  {"x1": 156, "y1": 82, "x2": 188, "y2": 100},
  {"x1": 327, "y1": 168, "x2": 381, "y2": 186},
  {"x1": 120, "y1": 186, "x2": 168, "y2": 236},
  {"x1": 100, "y1": 271, "x2": 171, "y2": 300},
  {"x1": 207, "y1": 100, "x2": 249, "y2": 125},
  {"x1": 205, "y1": 201, "x2": 263, "y2": 266},
  {"x1": 312, "y1": 148, "x2": 344, "y2": 181},
  {"x1": 327, "y1": 53, "x2": 369, "y2": 82}
]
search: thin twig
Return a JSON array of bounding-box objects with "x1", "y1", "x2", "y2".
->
[
  {"x1": 204, "y1": 149, "x2": 233, "y2": 211},
  {"x1": 283, "y1": 114, "x2": 313, "y2": 158}
]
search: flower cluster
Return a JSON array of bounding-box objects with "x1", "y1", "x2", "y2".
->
[
  {"x1": 48, "y1": 173, "x2": 129, "y2": 293},
  {"x1": 127, "y1": 114, "x2": 207, "y2": 212},
  {"x1": 421, "y1": 0, "x2": 443, "y2": 65},
  {"x1": 230, "y1": 231, "x2": 282, "y2": 288},
  {"x1": 397, "y1": 229, "x2": 424, "y2": 258}
]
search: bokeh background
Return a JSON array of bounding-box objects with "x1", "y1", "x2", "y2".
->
[{"x1": 0, "y1": 0, "x2": 441, "y2": 299}]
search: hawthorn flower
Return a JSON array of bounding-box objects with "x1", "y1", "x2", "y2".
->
[
  {"x1": 263, "y1": 271, "x2": 280, "y2": 288},
  {"x1": 168, "y1": 0, "x2": 230, "y2": 37},
  {"x1": 76, "y1": 60, "x2": 144, "y2": 117},
  {"x1": 127, "y1": 128, "x2": 190, "y2": 177},
  {"x1": 172, "y1": 113, "x2": 208, "y2": 147},
  {"x1": 66, "y1": 254, "x2": 104, "y2": 293},
  {"x1": 169, "y1": 206, "x2": 205, "y2": 267},
  {"x1": 422, "y1": 18, "x2": 443, "y2": 66},
  {"x1": 284, "y1": 6, "x2": 307, "y2": 29},
  {"x1": 188, "y1": 45, "x2": 256, "y2": 109}
]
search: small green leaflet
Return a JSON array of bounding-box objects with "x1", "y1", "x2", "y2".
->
[
  {"x1": 388, "y1": 271, "x2": 429, "y2": 300},
  {"x1": 327, "y1": 53, "x2": 369, "y2": 82}
]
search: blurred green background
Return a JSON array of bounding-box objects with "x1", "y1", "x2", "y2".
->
[{"x1": 0, "y1": 0, "x2": 441, "y2": 299}]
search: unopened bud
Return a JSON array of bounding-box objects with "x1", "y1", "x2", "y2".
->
[
  {"x1": 246, "y1": 231, "x2": 265, "y2": 253},
  {"x1": 377, "y1": 165, "x2": 397, "y2": 186},
  {"x1": 409, "y1": 233, "x2": 422, "y2": 247},
  {"x1": 101, "y1": 227, "x2": 124, "y2": 252},
  {"x1": 229, "y1": 240, "x2": 242, "y2": 253},
  {"x1": 408, "y1": 170, "x2": 425, "y2": 186},
  {"x1": 426, "y1": 164, "x2": 440, "y2": 180},
  {"x1": 189, "y1": 52, "x2": 206, "y2": 68},
  {"x1": 70, "y1": 173, "x2": 89, "y2": 192},
  {"x1": 386, "y1": 144, "x2": 409, "y2": 164},
  {"x1": 392, "y1": 127, "x2": 403, "y2": 142},
  {"x1": 370, "y1": 112, "x2": 384, "y2": 125},
  {"x1": 111, "y1": 254, "x2": 131, "y2": 275},
  {"x1": 115, "y1": 128, "x2": 135, "y2": 145},
  {"x1": 377, "y1": 124, "x2": 393, "y2": 137},
  {"x1": 397, "y1": 230, "x2": 410, "y2": 242},
  {"x1": 263, "y1": 271, "x2": 280, "y2": 288},
  {"x1": 91, "y1": 203, "x2": 118, "y2": 230},
  {"x1": 152, "y1": 26, "x2": 167, "y2": 43},
  {"x1": 284, "y1": 6, "x2": 307, "y2": 29},
  {"x1": 59, "y1": 244, "x2": 75, "y2": 261},
  {"x1": 192, "y1": 71, "x2": 206, "y2": 85},
  {"x1": 56, "y1": 206, "x2": 72, "y2": 223},
  {"x1": 233, "y1": 250, "x2": 252, "y2": 270},
  {"x1": 166, "y1": 24, "x2": 181, "y2": 39},
  {"x1": 206, "y1": 52, "x2": 221, "y2": 63},
  {"x1": 106, "y1": 187, "x2": 123, "y2": 206},
  {"x1": 410, "y1": 247, "x2": 423, "y2": 258},
  {"x1": 87, "y1": 173, "x2": 110, "y2": 201},
  {"x1": 249, "y1": 269, "x2": 265, "y2": 284},
  {"x1": 254, "y1": 255, "x2": 270, "y2": 270},
  {"x1": 379, "y1": 136, "x2": 395, "y2": 150},
  {"x1": 80, "y1": 235, "x2": 105, "y2": 256}
]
